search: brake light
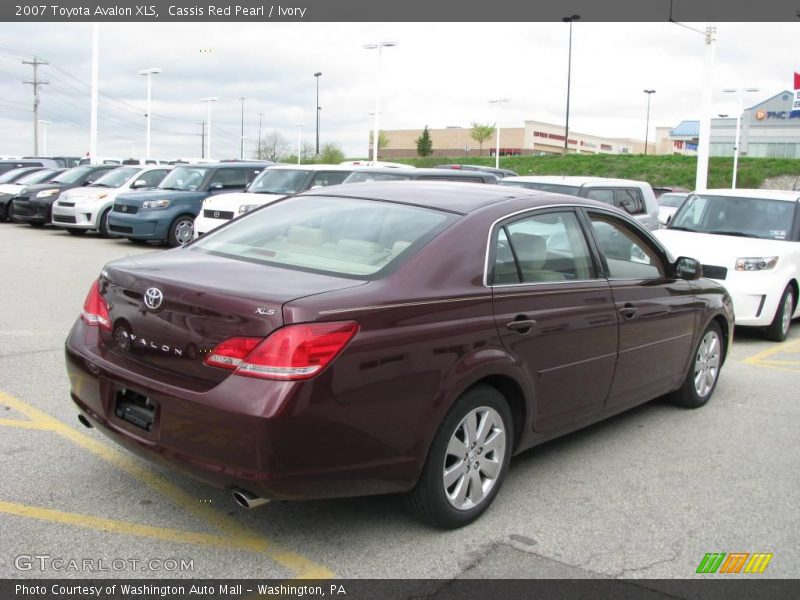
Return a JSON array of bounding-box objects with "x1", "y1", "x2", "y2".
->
[
  {"x1": 80, "y1": 279, "x2": 112, "y2": 332},
  {"x1": 204, "y1": 337, "x2": 262, "y2": 369},
  {"x1": 205, "y1": 322, "x2": 359, "y2": 380}
]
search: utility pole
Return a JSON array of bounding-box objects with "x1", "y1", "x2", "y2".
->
[
  {"x1": 22, "y1": 56, "x2": 49, "y2": 156},
  {"x1": 257, "y1": 112, "x2": 263, "y2": 159},
  {"x1": 239, "y1": 97, "x2": 245, "y2": 159},
  {"x1": 199, "y1": 121, "x2": 206, "y2": 158}
]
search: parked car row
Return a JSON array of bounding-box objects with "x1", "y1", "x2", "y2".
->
[{"x1": 5, "y1": 161, "x2": 798, "y2": 342}]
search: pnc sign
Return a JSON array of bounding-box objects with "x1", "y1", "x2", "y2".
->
[{"x1": 754, "y1": 110, "x2": 800, "y2": 121}]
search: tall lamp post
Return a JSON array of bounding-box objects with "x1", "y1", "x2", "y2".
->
[
  {"x1": 723, "y1": 87, "x2": 759, "y2": 189},
  {"x1": 239, "y1": 97, "x2": 245, "y2": 159},
  {"x1": 39, "y1": 119, "x2": 51, "y2": 155},
  {"x1": 314, "y1": 72, "x2": 322, "y2": 155},
  {"x1": 489, "y1": 98, "x2": 510, "y2": 169},
  {"x1": 562, "y1": 14, "x2": 580, "y2": 155},
  {"x1": 200, "y1": 97, "x2": 218, "y2": 159},
  {"x1": 138, "y1": 67, "x2": 162, "y2": 158},
  {"x1": 643, "y1": 89, "x2": 655, "y2": 155},
  {"x1": 296, "y1": 123, "x2": 304, "y2": 165},
  {"x1": 364, "y1": 41, "x2": 397, "y2": 162}
]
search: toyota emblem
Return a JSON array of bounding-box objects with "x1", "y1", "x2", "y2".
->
[
  {"x1": 213, "y1": 210, "x2": 220, "y2": 218},
  {"x1": 143, "y1": 287, "x2": 164, "y2": 310},
  {"x1": 121, "y1": 205, "x2": 128, "y2": 212}
]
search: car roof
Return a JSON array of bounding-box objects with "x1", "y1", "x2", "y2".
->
[
  {"x1": 301, "y1": 180, "x2": 607, "y2": 214},
  {"x1": 695, "y1": 188, "x2": 800, "y2": 202},
  {"x1": 504, "y1": 175, "x2": 647, "y2": 186},
  {"x1": 182, "y1": 161, "x2": 270, "y2": 169},
  {"x1": 266, "y1": 164, "x2": 356, "y2": 172},
  {"x1": 350, "y1": 167, "x2": 496, "y2": 178}
]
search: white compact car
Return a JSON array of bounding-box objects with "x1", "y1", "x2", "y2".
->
[
  {"x1": 655, "y1": 189, "x2": 800, "y2": 341},
  {"x1": 51, "y1": 165, "x2": 171, "y2": 236},
  {"x1": 194, "y1": 164, "x2": 354, "y2": 237},
  {"x1": 657, "y1": 192, "x2": 689, "y2": 227}
]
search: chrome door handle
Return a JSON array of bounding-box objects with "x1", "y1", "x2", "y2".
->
[
  {"x1": 619, "y1": 305, "x2": 638, "y2": 319},
  {"x1": 506, "y1": 319, "x2": 537, "y2": 333}
]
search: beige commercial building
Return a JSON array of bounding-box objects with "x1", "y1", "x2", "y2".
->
[{"x1": 375, "y1": 121, "x2": 654, "y2": 158}]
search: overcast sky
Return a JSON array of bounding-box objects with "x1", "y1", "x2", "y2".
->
[{"x1": 0, "y1": 21, "x2": 797, "y2": 159}]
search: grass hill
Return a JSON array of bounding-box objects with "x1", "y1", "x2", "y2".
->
[{"x1": 387, "y1": 154, "x2": 800, "y2": 190}]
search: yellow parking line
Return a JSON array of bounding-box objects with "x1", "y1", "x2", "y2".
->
[
  {"x1": 0, "y1": 418, "x2": 56, "y2": 430},
  {"x1": 0, "y1": 500, "x2": 244, "y2": 551},
  {"x1": 0, "y1": 391, "x2": 335, "y2": 579},
  {"x1": 742, "y1": 338, "x2": 800, "y2": 366}
]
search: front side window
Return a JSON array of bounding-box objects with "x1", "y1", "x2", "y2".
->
[
  {"x1": 248, "y1": 169, "x2": 310, "y2": 194},
  {"x1": 138, "y1": 169, "x2": 169, "y2": 188},
  {"x1": 589, "y1": 213, "x2": 664, "y2": 279},
  {"x1": 309, "y1": 171, "x2": 351, "y2": 187},
  {"x1": 192, "y1": 196, "x2": 455, "y2": 278},
  {"x1": 158, "y1": 166, "x2": 210, "y2": 191},
  {"x1": 670, "y1": 194, "x2": 797, "y2": 241},
  {"x1": 492, "y1": 210, "x2": 595, "y2": 284}
]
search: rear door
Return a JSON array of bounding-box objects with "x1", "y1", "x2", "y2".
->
[
  {"x1": 490, "y1": 208, "x2": 618, "y2": 431},
  {"x1": 583, "y1": 209, "x2": 699, "y2": 407}
]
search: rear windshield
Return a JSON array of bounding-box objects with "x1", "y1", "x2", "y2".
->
[
  {"x1": 344, "y1": 171, "x2": 414, "y2": 183},
  {"x1": 499, "y1": 181, "x2": 582, "y2": 195},
  {"x1": 192, "y1": 196, "x2": 456, "y2": 278},
  {"x1": 670, "y1": 194, "x2": 798, "y2": 241}
]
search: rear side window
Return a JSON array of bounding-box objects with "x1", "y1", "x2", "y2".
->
[
  {"x1": 585, "y1": 188, "x2": 614, "y2": 205},
  {"x1": 615, "y1": 188, "x2": 645, "y2": 215},
  {"x1": 193, "y1": 196, "x2": 456, "y2": 278},
  {"x1": 492, "y1": 211, "x2": 595, "y2": 284}
]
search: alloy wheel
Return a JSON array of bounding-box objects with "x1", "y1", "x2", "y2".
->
[{"x1": 694, "y1": 330, "x2": 721, "y2": 397}]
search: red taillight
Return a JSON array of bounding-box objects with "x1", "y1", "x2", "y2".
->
[
  {"x1": 204, "y1": 337, "x2": 262, "y2": 370},
  {"x1": 80, "y1": 279, "x2": 112, "y2": 332},
  {"x1": 205, "y1": 321, "x2": 359, "y2": 381}
]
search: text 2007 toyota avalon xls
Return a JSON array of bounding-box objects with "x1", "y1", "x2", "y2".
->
[{"x1": 66, "y1": 182, "x2": 733, "y2": 528}]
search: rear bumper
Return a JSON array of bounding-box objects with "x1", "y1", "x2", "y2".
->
[{"x1": 65, "y1": 322, "x2": 421, "y2": 500}]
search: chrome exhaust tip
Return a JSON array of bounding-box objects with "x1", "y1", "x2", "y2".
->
[{"x1": 232, "y1": 488, "x2": 270, "y2": 509}]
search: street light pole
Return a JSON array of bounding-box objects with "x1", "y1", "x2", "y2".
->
[
  {"x1": 364, "y1": 41, "x2": 397, "y2": 162},
  {"x1": 643, "y1": 90, "x2": 655, "y2": 155},
  {"x1": 239, "y1": 97, "x2": 245, "y2": 159},
  {"x1": 314, "y1": 72, "x2": 322, "y2": 155},
  {"x1": 724, "y1": 87, "x2": 759, "y2": 189},
  {"x1": 138, "y1": 68, "x2": 161, "y2": 158},
  {"x1": 562, "y1": 15, "x2": 580, "y2": 155},
  {"x1": 200, "y1": 97, "x2": 218, "y2": 159},
  {"x1": 489, "y1": 98, "x2": 510, "y2": 169},
  {"x1": 296, "y1": 123, "x2": 303, "y2": 165}
]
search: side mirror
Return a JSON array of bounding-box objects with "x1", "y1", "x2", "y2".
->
[
  {"x1": 675, "y1": 256, "x2": 702, "y2": 280},
  {"x1": 209, "y1": 182, "x2": 224, "y2": 190},
  {"x1": 131, "y1": 179, "x2": 148, "y2": 189},
  {"x1": 666, "y1": 215, "x2": 672, "y2": 225},
  {"x1": 83, "y1": 180, "x2": 93, "y2": 186}
]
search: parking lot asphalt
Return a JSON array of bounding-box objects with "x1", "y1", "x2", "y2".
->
[{"x1": 0, "y1": 222, "x2": 798, "y2": 582}]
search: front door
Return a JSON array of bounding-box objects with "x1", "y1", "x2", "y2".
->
[{"x1": 584, "y1": 209, "x2": 699, "y2": 407}]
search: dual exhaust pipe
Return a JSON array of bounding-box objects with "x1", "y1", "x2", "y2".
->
[
  {"x1": 232, "y1": 488, "x2": 270, "y2": 509},
  {"x1": 77, "y1": 414, "x2": 268, "y2": 510}
]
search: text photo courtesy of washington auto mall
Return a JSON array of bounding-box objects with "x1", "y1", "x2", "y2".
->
[{"x1": 0, "y1": 1, "x2": 799, "y2": 599}]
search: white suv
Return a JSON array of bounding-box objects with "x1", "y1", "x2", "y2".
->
[
  {"x1": 499, "y1": 176, "x2": 660, "y2": 230},
  {"x1": 195, "y1": 164, "x2": 354, "y2": 237},
  {"x1": 655, "y1": 189, "x2": 799, "y2": 341},
  {"x1": 51, "y1": 165, "x2": 170, "y2": 236}
]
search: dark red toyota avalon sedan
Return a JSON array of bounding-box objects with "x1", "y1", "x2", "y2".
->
[{"x1": 65, "y1": 181, "x2": 734, "y2": 528}]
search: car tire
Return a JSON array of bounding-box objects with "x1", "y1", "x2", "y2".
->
[
  {"x1": 126, "y1": 237, "x2": 148, "y2": 245},
  {"x1": 0, "y1": 201, "x2": 9, "y2": 222},
  {"x1": 669, "y1": 321, "x2": 723, "y2": 409},
  {"x1": 167, "y1": 215, "x2": 195, "y2": 247},
  {"x1": 98, "y1": 207, "x2": 112, "y2": 238},
  {"x1": 29, "y1": 221, "x2": 45, "y2": 227},
  {"x1": 405, "y1": 385, "x2": 513, "y2": 529},
  {"x1": 764, "y1": 285, "x2": 795, "y2": 342},
  {"x1": 66, "y1": 228, "x2": 87, "y2": 236}
]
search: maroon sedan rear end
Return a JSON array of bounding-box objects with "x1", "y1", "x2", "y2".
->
[{"x1": 66, "y1": 182, "x2": 732, "y2": 528}]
